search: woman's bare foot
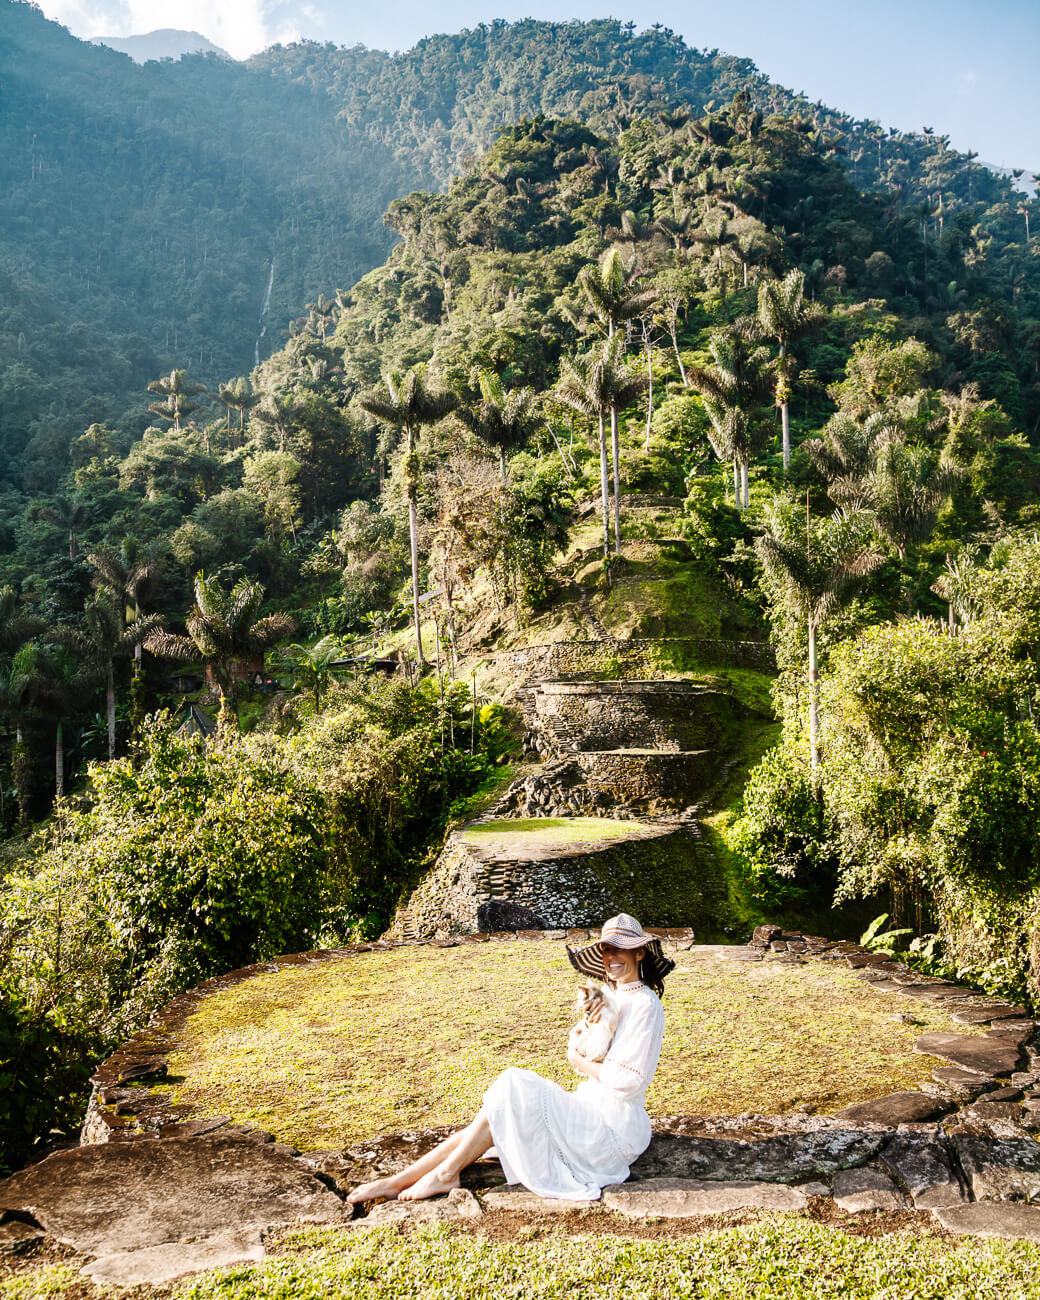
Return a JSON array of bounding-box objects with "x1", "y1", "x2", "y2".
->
[
  {"x1": 397, "y1": 1167, "x2": 462, "y2": 1201},
  {"x1": 347, "y1": 1174, "x2": 407, "y2": 1204}
]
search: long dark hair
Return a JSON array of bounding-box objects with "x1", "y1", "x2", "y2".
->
[{"x1": 639, "y1": 952, "x2": 665, "y2": 998}]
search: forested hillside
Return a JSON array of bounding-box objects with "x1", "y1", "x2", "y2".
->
[
  {"x1": 2, "y1": 1, "x2": 1035, "y2": 494},
  {"x1": 2, "y1": 3, "x2": 1040, "y2": 1173}
]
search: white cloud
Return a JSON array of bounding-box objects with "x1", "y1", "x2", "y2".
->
[{"x1": 39, "y1": 1, "x2": 300, "y2": 59}]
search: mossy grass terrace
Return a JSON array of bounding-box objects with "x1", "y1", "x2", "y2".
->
[{"x1": 154, "y1": 942, "x2": 988, "y2": 1152}]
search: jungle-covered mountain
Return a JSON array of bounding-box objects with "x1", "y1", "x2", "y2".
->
[
  {"x1": 3, "y1": 27, "x2": 1040, "y2": 1170},
  {"x1": 1, "y1": 0, "x2": 1036, "y2": 498}
]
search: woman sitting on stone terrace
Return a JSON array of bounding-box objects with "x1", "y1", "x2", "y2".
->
[{"x1": 347, "y1": 913, "x2": 672, "y2": 1204}]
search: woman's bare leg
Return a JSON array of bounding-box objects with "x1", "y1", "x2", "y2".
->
[
  {"x1": 347, "y1": 1127, "x2": 468, "y2": 1203},
  {"x1": 398, "y1": 1112, "x2": 493, "y2": 1201}
]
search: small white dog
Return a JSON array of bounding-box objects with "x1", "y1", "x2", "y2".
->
[{"x1": 567, "y1": 982, "x2": 620, "y2": 1061}]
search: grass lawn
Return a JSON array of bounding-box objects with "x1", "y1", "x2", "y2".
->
[
  {"x1": 158, "y1": 942, "x2": 985, "y2": 1153},
  {"x1": 7, "y1": 1217, "x2": 1040, "y2": 1300},
  {"x1": 461, "y1": 818, "x2": 649, "y2": 850}
]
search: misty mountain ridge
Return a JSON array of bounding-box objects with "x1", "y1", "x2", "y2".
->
[{"x1": 91, "y1": 28, "x2": 231, "y2": 63}]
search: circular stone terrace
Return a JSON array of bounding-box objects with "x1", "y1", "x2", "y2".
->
[{"x1": 2, "y1": 930, "x2": 1038, "y2": 1289}]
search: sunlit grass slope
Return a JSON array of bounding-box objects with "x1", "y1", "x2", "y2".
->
[{"x1": 161, "y1": 943, "x2": 983, "y2": 1152}]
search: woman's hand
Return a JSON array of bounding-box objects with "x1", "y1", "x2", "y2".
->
[{"x1": 583, "y1": 996, "x2": 602, "y2": 1023}]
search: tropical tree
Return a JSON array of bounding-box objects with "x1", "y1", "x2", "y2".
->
[
  {"x1": 29, "y1": 495, "x2": 91, "y2": 561},
  {"x1": 756, "y1": 501, "x2": 883, "y2": 770},
  {"x1": 576, "y1": 247, "x2": 657, "y2": 339},
  {"x1": 457, "y1": 372, "x2": 541, "y2": 479},
  {"x1": 557, "y1": 335, "x2": 647, "y2": 558},
  {"x1": 844, "y1": 436, "x2": 963, "y2": 561},
  {"x1": 358, "y1": 367, "x2": 458, "y2": 667},
  {"x1": 756, "y1": 269, "x2": 825, "y2": 470},
  {"x1": 53, "y1": 593, "x2": 163, "y2": 758},
  {"x1": 689, "y1": 330, "x2": 773, "y2": 509},
  {"x1": 215, "y1": 377, "x2": 258, "y2": 437},
  {"x1": 145, "y1": 574, "x2": 294, "y2": 726},
  {"x1": 146, "y1": 369, "x2": 208, "y2": 431},
  {"x1": 280, "y1": 636, "x2": 347, "y2": 713},
  {"x1": 9, "y1": 642, "x2": 101, "y2": 800},
  {"x1": 86, "y1": 538, "x2": 167, "y2": 668},
  {"x1": 0, "y1": 588, "x2": 46, "y2": 825}
]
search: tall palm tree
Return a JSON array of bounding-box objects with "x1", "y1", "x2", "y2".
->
[
  {"x1": 146, "y1": 369, "x2": 207, "y2": 431},
  {"x1": 359, "y1": 367, "x2": 458, "y2": 667},
  {"x1": 0, "y1": 585, "x2": 45, "y2": 651},
  {"x1": 0, "y1": 588, "x2": 46, "y2": 826},
  {"x1": 847, "y1": 436, "x2": 963, "y2": 561},
  {"x1": 557, "y1": 336, "x2": 647, "y2": 558},
  {"x1": 216, "y1": 377, "x2": 258, "y2": 440},
  {"x1": 86, "y1": 538, "x2": 167, "y2": 668},
  {"x1": 146, "y1": 574, "x2": 294, "y2": 727},
  {"x1": 576, "y1": 247, "x2": 657, "y2": 339},
  {"x1": 756, "y1": 270, "x2": 825, "y2": 470},
  {"x1": 53, "y1": 593, "x2": 163, "y2": 758},
  {"x1": 756, "y1": 502, "x2": 883, "y2": 770},
  {"x1": 30, "y1": 495, "x2": 91, "y2": 561},
  {"x1": 689, "y1": 330, "x2": 773, "y2": 510},
  {"x1": 457, "y1": 373, "x2": 541, "y2": 479},
  {"x1": 10, "y1": 642, "x2": 101, "y2": 800}
]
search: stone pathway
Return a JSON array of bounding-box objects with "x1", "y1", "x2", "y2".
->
[{"x1": 2, "y1": 926, "x2": 1038, "y2": 1286}]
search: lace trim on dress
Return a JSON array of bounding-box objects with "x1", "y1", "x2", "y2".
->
[
  {"x1": 609, "y1": 1060, "x2": 643, "y2": 1077},
  {"x1": 615, "y1": 981, "x2": 646, "y2": 994}
]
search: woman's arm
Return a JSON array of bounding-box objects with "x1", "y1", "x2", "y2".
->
[
  {"x1": 597, "y1": 999, "x2": 664, "y2": 1098},
  {"x1": 567, "y1": 1042, "x2": 602, "y2": 1080}
]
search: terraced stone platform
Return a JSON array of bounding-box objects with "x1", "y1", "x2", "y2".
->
[
  {"x1": 387, "y1": 817, "x2": 714, "y2": 939},
  {"x1": 3, "y1": 929, "x2": 1035, "y2": 1286}
]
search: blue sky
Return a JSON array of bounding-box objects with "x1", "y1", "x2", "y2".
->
[{"x1": 37, "y1": 1, "x2": 1037, "y2": 170}]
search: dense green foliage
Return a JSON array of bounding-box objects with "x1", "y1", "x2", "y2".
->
[
  {"x1": 2, "y1": 3, "x2": 1036, "y2": 489},
  {"x1": 3, "y1": 2, "x2": 1040, "y2": 1171},
  {"x1": 0, "y1": 678, "x2": 501, "y2": 1171}
]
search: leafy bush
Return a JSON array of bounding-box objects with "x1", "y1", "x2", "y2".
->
[
  {"x1": 729, "y1": 735, "x2": 839, "y2": 910},
  {"x1": 0, "y1": 984, "x2": 96, "y2": 1177},
  {"x1": 0, "y1": 680, "x2": 501, "y2": 1164}
]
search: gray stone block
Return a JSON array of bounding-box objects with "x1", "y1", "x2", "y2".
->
[
  {"x1": 877, "y1": 1135, "x2": 966, "y2": 1208},
  {"x1": 358, "y1": 1187, "x2": 482, "y2": 1226},
  {"x1": 833, "y1": 1092, "x2": 951, "y2": 1126},
  {"x1": 951, "y1": 1130, "x2": 1040, "y2": 1200},
  {"x1": 934, "y1": 1202, "x2": 1040, "y2": 1242},
  {"x1": 83, "y1": 1228, "x2": 265, "y2": 1287},
  {"x1": 915, "y1": 1031, "x2": 1024, "y2": 1076},
  {"x1": 602, "y1": 1178, "x2": 807, "y2": 1218},
  {"x1": 832, "y1": 1167, "x2": 908, "y2": 1213},
  {"x1": 481, "y1": 1185, "x2": 596, "y2": 1213}
]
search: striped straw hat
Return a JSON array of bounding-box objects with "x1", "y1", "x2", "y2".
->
[{"x1": 566, "y1": 913, "x2": 675, "y2": 988}]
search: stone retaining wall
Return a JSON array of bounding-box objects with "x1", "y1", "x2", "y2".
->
[
  {"x1": 486, "y1": 637, "x2": 775, "y2": 683},
  {"x1": 387, "y1": 822, "x2": 718, "y2": 941},
  {"x1": 530, "y1": 679, "x2": 733, "y2": 753},
  {"x1": 573, "y1": 750, "x2": 716, "y2": 810},
  {"x1": 67, "y1": 926, "x2": 1040, "y2": 1249}
]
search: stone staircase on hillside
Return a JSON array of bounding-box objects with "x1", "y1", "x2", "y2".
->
[{"x1": 388, "y1": 630, "x2": 772, "y2": 940}]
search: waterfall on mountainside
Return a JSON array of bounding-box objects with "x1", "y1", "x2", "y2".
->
[{"x1": 255, "y1": 260, "x2": 275, "y2": 366}]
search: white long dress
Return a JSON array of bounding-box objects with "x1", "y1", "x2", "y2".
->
[{"x1": 482, "y1": 980, "x2": 665, "y2": 1200}]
